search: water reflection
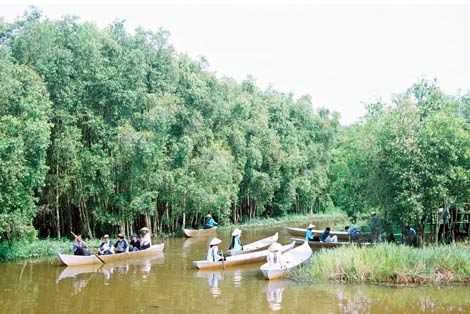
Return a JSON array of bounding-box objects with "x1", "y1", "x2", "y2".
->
[
  {"x1": 232, "y1": 269, "x2": 242, "y2": 287},
  {"x1": 195, "y1": 271, "x2": 225, "y2": 298},
  {"x1": 56, "y1": 254, "x2": 164, "y2": 292},
  {"x1": 263, "y1": 280, "x2": 290, "y2": 312}
]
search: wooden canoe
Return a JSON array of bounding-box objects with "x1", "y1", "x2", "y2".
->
[
  {"x1": 285, "y1": 227, "x2": 350, "y2": 241},
  {"x1": 193, "y1": 242, "x2": 295, "y2": 270},
  {"x1": 290, "y1": 237, "x2": 352, "y2": 248},
  {"x1": 226, "y1": 232, "x2": 279, "y2": 256},
  {"x1": 260, "y1": 240, "x2": 312, "y2": 280},
  {"x1": 182, "y1": 227, "x2": 217, "y2": 238},
  {"x1": 57, "y1": 243, "x2": 165, "y2": 266}
]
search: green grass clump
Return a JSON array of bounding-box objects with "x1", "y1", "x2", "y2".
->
[
  {"x1": 292, "y1": 243, "x2": 470, "y2": 285},
  {"x1": 0, "y1": 238, "x2": 100, "y2": 261}
]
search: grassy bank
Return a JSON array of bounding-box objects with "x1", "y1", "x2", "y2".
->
[
  {"x1": 0, "y1": 238, "x2": 101, "y2": 261},
  {"x1": 291, "y1": 243, "x2": 470, "y2": 285}
]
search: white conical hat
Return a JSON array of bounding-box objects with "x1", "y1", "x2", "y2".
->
[
  {"x1": 307, "y1": 224, "x2": 315, "y2": 229},
  {"x1": 231, "y1": 228, "x2": 242, "y2": 236},
  {"x1": 268, "y1": 242, "x2": 282, "y2": 252},
  {"x1": 210, "y1": 238, "x2": 222, "y2": 246}
]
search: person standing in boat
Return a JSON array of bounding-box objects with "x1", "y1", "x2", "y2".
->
[
  {"x1": 114, "y1": 233, "x2": 129, "y2": 254},
  {"x1": 204, "y1": 214, "x2": 218, "y2": 229},
  {"x1": 344, "y1": 226, "x2": 359, "y2": 243},
  {"x1": 305, "y1": 224, "x2": 316, "y2": 241},
  {"x1": 129, "y1": 232, "x2": 141, "y2": 251},
  {"x1": 72, "y1": 234, "x2": 91, "y2": 256},
  {"x1": 321, "y1": 227, "x2": 338, "y2": 243},
  {"x1": 207, "y1": 238, "x2": 225, "y2": 262},
  {"x1": 229, "y1": 228, "x2": 243, "y2": 251},
  {"x1": 370, "y1": 211, "x2": 383, "y2": 243},
  {"x1": 140, "y1": 227, "x2": 152, "y2": 250},
  {"x1": 267, "y1": 242, "x2": 285, "y2": 268},
  {"x1": 99, "y1": 234, "x2": 114, "y2": 255}
]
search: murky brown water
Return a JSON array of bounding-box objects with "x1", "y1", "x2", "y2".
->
[{"x1": 1, "y1": 224, "x2": 470, "y2": 314}]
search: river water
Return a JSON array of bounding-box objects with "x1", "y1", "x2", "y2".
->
[{"x1": 1, "y1": 224, "x2": 470, "y2": 314}]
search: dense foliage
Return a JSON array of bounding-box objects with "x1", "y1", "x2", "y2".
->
[
  {"x1": 0, "y1": 10, "x2": 338, "y2": 242},
  {"x1": 1, "y1": 10, "x2": 468, "y2": 246},
  {"x1": 330, "y1": 80, "x2": 470, "y2": 237}
]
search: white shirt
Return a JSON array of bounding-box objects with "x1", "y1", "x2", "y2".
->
[
  {"x1": 206, "y1": 246, "x2": 222, "y2": 262},
  {"x1": 141, "y1": 233, "x2": 152, "y2": 246}
]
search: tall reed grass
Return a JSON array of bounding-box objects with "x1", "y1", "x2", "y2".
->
[{"x1": 292, "y1": 243, "x2": 470, "y2": 285}]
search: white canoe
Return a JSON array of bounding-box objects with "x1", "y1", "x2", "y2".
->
[
  {"x1": 182, "y1": 227, "x2": 217, "y2": 238},
  {"x1": 57, "y1": 243, "x2": 165, "y2": 266},
  {"x1": 226, "y1": 232, "x2": 278, "y2": 256},
  {"x1": 290, "y1": 237, "x2": 353, "y2": 248},
  {"x1": 285, "y1": 227, "x2": 350, "y2": 241},
  {"x1": 260, "y1": 241, "x2": 312, "y2": 280},
  {"x1": 193, "y1": 242, "x2": 295, "y2": 270}
]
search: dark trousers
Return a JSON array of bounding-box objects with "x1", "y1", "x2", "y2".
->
[{"x1": 74, "y1": 247, "x2": 91, "y2": 256}]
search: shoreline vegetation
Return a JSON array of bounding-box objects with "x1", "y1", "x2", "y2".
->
[
  {"x1": 0, "y1": 212, "x2": 347, "y2": 261},
  {"x1": 291, "y1": 243, "x2": 470, "y2": 286}
]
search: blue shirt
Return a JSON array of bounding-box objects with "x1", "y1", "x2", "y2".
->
[
  {"x1": 207, "y1": 218, "x2": 217, "y2": 227},
  {"x1": 321, "y1": 231, "x2": 330, "y2": 242},
  {"x1": 305, "y1": 229, "x2": 314, "y2": 241},
  {"x1": 232, "y1": 235, "x2": 243, "y2": 251}
]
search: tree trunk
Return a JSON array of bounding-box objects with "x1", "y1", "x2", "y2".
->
[{"x1": 56, "y1": 164, "x2": 61, "y2": 239}]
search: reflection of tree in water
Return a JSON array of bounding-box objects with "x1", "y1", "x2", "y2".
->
[{"x1": 337, "y1": 286, "x2": 372, "y2": 314}]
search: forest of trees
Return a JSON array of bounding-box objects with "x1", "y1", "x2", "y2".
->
[{"x1": 1, "y1": 10, "x2": 469, "y2": 244}]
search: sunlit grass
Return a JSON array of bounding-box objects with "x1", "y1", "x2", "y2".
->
[{"x1": 291, "y1": 243, "x2": 470, "y2": 285}]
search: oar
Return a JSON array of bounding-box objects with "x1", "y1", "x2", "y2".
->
[
  {"x1": 221, "y1": 250, "x2": 225, "y2": 270},
  {"x1": 71, "y1": 231, "x2": 105, "y2": 264}
]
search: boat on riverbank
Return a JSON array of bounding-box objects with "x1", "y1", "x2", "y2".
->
[
  {"x1": 226, "y1": 232, "x2": 279, "y2": 256},
  {"x1": 286, "y1": 227, "x2": 350, "y2": 241},
  {"x1": 193, "y1": 242, "x2": 295, "y2": 270},
  {"x1": 183, "y1": 227, "x2": 217, "y2": 238},
  {"x1": 260, "y1": 241, "x2": 312, "y2": 280},
  {"x1": 57, "y1": 243, "x2": 165, "y2": 266},
  {"x1": 290, "y1": 237, "x2": 352, "y2": 248}
]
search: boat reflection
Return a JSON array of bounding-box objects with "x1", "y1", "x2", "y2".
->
[
  {"x1": 232, "y1": 269, "x2": 242, "y2": 287},
  {"x1": 56, "y1": 254, "x2": 164, "y2": 291},
  {"x1": 195, "y1": 271, "x2": 225, "y2": 298},
  {"x1": 263, "y1": 280, "x2": 290, "y2": 312}
]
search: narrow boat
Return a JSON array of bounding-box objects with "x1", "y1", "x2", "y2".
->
[
  {"x1": 290, "y1": 237, "x2": 351, "y2": 248},
  {"x1": 285, "y1": 227, "x2": 350, "y2": 241},
  {"x1": 260, "y1": 240, "x2": 312, "y2": 280},
  {"x1": 182, "y1": 227, "x2": 217, "y2": 238},
  {"x1": 226, "y1": 232, "x2": 279, "y2": 256},
  {"x1": 57, "y1": 243, "x2": 165, "y2": 266},
  {"x1": 193, "y1": 242, "x2": 295, "y2": 270}
]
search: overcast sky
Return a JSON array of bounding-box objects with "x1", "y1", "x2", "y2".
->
[{"x1": 2, "y1": 1, "x2": 469, "y2": 124}]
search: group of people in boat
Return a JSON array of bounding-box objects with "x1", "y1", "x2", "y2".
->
[
  {"x1": 72, "y1": 227, "x2": 153, "y2": 256},
  {"x1": 304, "y1": 211, "x2": 418, "y2": 245}
]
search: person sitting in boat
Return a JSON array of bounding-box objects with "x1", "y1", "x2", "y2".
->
[
  {"x1": 114, "y1": 233, "x2": 129, "y2": 254},
  {"x1": 344, "y1": 226, "x2": 359, "y2": 243},
  {"x1": 321, "y1": 227, "x2": 338, "y2": 243},
  {"x1": 72, "y1": 233, "x2": 91, "y2": 256},
  {"x1": 204, "y1": 214, "x2": 218, "y2": 229},
  {"x1": 140, "y1": 227, "x2": 152, "y2": 250},
  {"x1": 207, "y1": 237, "x2": 225, "y2": 262},
  {"x1": 129, "y1": 232, "x2": 141, "y2": 252},
  {"x1": 98, "y1": 234, "x2": 114, "y2": 255},
  {"x1": 229, "y1": 228, "x2": 243, "y2": 251},
  {"x1": 305, "y1": 224, "x2": 316, "y2": 241},
  {"x1": 267, "y1": 242, "x2": 285, "y2": 268}
]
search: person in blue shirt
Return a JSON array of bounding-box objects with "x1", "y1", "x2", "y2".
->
[
  {"x1": 344, "y1": 226, "x2": 359, "y2": 243},
  {"x1": 114, "y1": 233, "x2": 128, "y2": 254},
  {"x1": 305, "y1": 224, "x2": 318, "y2": 241},
  {"x1": 229, "y1": 228, "x2": 243, "y2": 251},
  {"x1": 204, "y1": 214, "x2": 218, "y2": 229},
  {"x1": 207, "y1": 238, "x2": 225, "y2": 262},
  {"x1": 321, "y1": 227, "x2": 338, "y2": 243}
]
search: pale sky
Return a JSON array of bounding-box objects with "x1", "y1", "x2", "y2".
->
[{"x1": 1, "y1": 1, "x2": 469, "y2": 124}]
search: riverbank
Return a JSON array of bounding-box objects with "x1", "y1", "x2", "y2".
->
[
  {"x1": 0, "y1": 212, "x2": 349, "y2": 261},
  {"x1": 291, "y1": 243, "x2": 470, "y2": 285}
]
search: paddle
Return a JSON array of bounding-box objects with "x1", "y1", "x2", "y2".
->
[
  {"x1": 71, "y1": 231, "x2": 105, "y2": 264},
  {"x1": 220, "y1": 250, "x2": 225, "y2": 270}
]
